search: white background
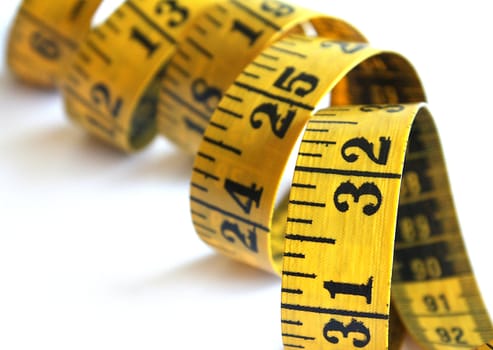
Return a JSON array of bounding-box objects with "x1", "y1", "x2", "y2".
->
[{"x1": 1, "y1": 1, "x2": 492, "y2": 349}]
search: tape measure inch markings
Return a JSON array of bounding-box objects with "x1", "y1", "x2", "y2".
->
[
  {"x1": 156, "y1": 0, "x2": 367, "y2": 154},
  {"x1": 5, "y1": 1, "x2": 493, "y2": 349},
  {"x1": 60, "y1": 0, "x2": 221, "y2": 152},
  {"x1": 7, "y1": 0, "x2": 102, "y2": 88},
  {"x1": 281, "y1": 103, "x2": 493, "y2": 349},
  {"x1": 189, "y1": 34, "x2": 425, "y2": 274}
]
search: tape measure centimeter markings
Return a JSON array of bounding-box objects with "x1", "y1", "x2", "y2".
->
[
  {"x1": 281, "y1": 103, "x2": 493, "y2": 349},
  {"x1": 60, "y1": 0, "x2": 221, "y2": 152},
  {"x1": 281, "y1": 103, "x2": 417, "y2": 350},
  {"x1": 189, "y1": 34, "x2": 425, "y2": 273},
  {"x1": 156, "y1": 0, "x2": 367, "y2": 154},
  {"x1": 6, "y1": 1, "x2": 493, "y2": 349},
  {"x1": 7, "y1": 0, "x2": 102, "y2": 88}
]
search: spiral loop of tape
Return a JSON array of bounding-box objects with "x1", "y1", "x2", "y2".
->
[{"x1": 5, "y1": 0, "x2": 493, "y2": 348}]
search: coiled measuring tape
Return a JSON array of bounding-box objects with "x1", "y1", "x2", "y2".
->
[
  {"x1": 6, "y1": 0, "x2": 493, "y2": 349},
  {"x1": 155, "y1": 0, "x2": 366, "y2": 153},
  {"x1": 6, "y1": 0, "x2": 102, "y2": 88}
]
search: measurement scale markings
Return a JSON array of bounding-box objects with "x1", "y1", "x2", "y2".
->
[
  {"x1": 282, "y1": 333, "x2": 315, "y2": 341},
  {"x1": 287, "y1": 217, "x2": 313, "y2": 225},
  {"x1": 87, "y1": 116, "x2": 115, "y2": 138},
  {"x1": 282, "y1": 288, "x2": 304, "y2": 295},
  {"x1": 305, "y1": 128, "x2": 329, "y2": 133},
  {"x1": 224, "y1": 93, "x2": 243, "y2": 102},
  {"x1": 69, "y1": 0, "x2": 86, "y2": 21},
  {"x1": 233, "y1": 82, "x2": 315, "y2": 110},
  {"x1": 269, "y1": 45, "x2": 307, "y2": 59},
  {"x1": 193, "y1": 221, "x2": 216, "y2": 234},
  {"x1": 176, "y1": 48, "x2": 190, "y2": 60},
  {"x1": 78, "y1": 50, "x2": 91, "y2": 63},
  {"x1": 63, "y1": 85, "x2": 114, "y2": 122},
  {"x1": 67, "y1": 75, "x2": 80, "y2": 86},
  {"x1": 126, "y1": 1, "x2": 176, "y2": 44},
  {"x1": 215, "y1": 4, "x2": 228, "y2": 13},
  {"x1": 300, "y1": 140, "x2": 336, "y2": 146},
  {"x1": 308, "y1": 119, "x2": 358, "y2": 125},
  {"x1": 186, "y1": 37, "x2": 213, "y2": 59},
  {"x1": 277, "y1": 40, "x2": 298, "y2": 47},
  {"x1": 292, "y1": 183, "x2": 316, "y2": 189},
  {"x1": 289, "y1": 200, "x2": 326, "y2": 208},
  {"x1": 242, "y1": 71, "x2": 260, "y2": 79},
  {"x1": 216, "y1": 106, "x2": 243, "y2": 119},
  {"x1": 259, "y1": 52, "x2": 280, "y2": 61},
  {"x1": 161, "y1": 87, "x2": 210, "y2": 121},
  {"x1": 285, "y1": 234, "x2": 336, "y2": 245},
  {"x1": 163, "y1": 74, "x2": 179, "y2": 86},
  {"x1": 183, "y1": 117, "x2": 205, "y2": 135},
  {"x1": 167, "y1": 61, "x2": 191, "y2": 77},
  {"x1": 281, "y1": 303, "x2": 389, "y2": 320},
  {"x1": 115, "y1": 8, "x2": 125, "y2": 19},
  {"x1": 282, "y1": 270, "x2": 317, "y2": 279},
  {"x1": 282, "y1": 319, "x2": 303, "y2": 326},
  {"x1": 230, "y1": 0, "x2": 281, "y2": 30},
  {"x1": 191, "y1": 182, "x2": 208, "y2": 192},
  {"x1": 19, "y1": 8, "x2": 78, "y2": 48},
  {"x1": 105, "y1": 19, "x2": 121, "y2": 34},
  {"x1": 86, "y1": 39, "x2": 111, "y2": 65},
  {"x1": 251, "y1": 61, "x2": 277, "y2": 71},
  {"x1": 191, "y1": 210, "x2": 207, "y2": 219},
  {"x1": 190, "y1": 196, "x2": 270, "y2": 232},
  {"x1": 197, "y1": 152, "x2": 216, "y2": 162},
  {"x1": 194, "y1": 24, "x2": 207, "y2": 36},
  {"x1": 284, "y1": 252, "x2": 306, "y2": 259},
  {"x1": 93, "y1": 28, "x2": 106, "y2": 40},
  {"x1": 295, "y1": 165, "x2": 402, "y2": 179},
  {"x1": 192, "y1": 167, "x2": 220, "y2": 181},
  {"x1": 283, "y1": 344, "x2": 305, "y2": 349},
  {"x1": 209, "y1": 121, "x2": 228, "y2": 131},
  {"x1": 205, "y1": 13, "x2": 222, "y2": 28},
  {"x1": 72, "y1": 64, "x2": 89, "y2": 80},
  {"x1": 298, "y1": 152, "x2": 322, "y2": 158},
  {"x1": 203, "y1": 136, "x2": 242, "y2": 156}
]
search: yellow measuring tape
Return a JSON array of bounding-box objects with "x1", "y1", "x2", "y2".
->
[
  {"x1": 6, "y1": 0, "x2": 102, "y2": 88},
  {"x1": 6, "y1": 0, "x2": 493, "y2": 349}
]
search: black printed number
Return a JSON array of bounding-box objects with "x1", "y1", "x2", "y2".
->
[
  {"x1": 30, "y1": 31, "x2": 60, "y2": 60},
  {"x1": 155, "y1": 0, "x2": 189, "y2": 27},
  {"x1": 435, "y1": 327, "x2": 467, "y2": 345},
  {"x1": 224, "y1": 179, "x2": 263, "y2": 214},
  {"x1": 191, "y1": 79, "x2": 222, "y2": 113},
  {"x1": 130, "y1": 27, "x2": 160, "y2": 57},
  {"x1": 324, "y1": 319, "x2": 370, "y2": 347},
  {"x1": 334, "y1": 181, "x2": 382, "y2": 216},
  {"x1": 90, "y1": 83, "x2": 123, "y2": 118},
  {"x1": 221, "y1": 220, "x2": 258, "y2": 253},
  {"x1": 261, "y1": 0, "x2": 295, "y2": 17},
  {"x1": 423, "y1": 294, "x2": 450, "y2": 313},
  {"x1": 250, "y1": 103, "x2": 296, "y2": 139},
  {"x1": 274, "y1": 66, "x2": 319, "y2": 97},
  {"x1": 341, "y1": 137, "x2": 392, "y2": 165},
  {"x1": 324, "y1": 277, "x2": 373, "y2": 304},
  {"x1": 231, "y1": 20, "x2": 264, "y2": 46}
]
